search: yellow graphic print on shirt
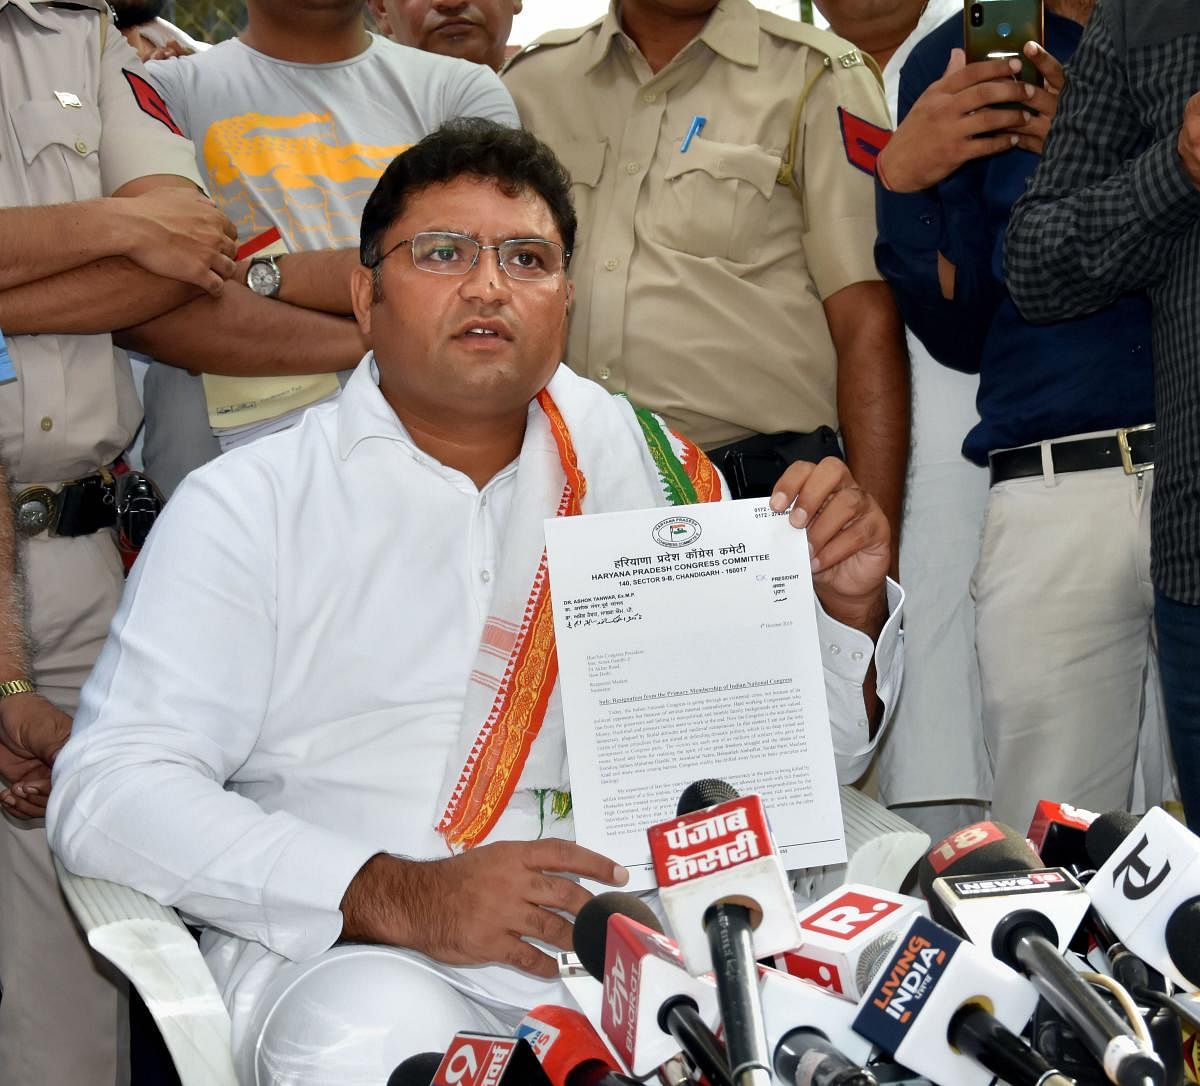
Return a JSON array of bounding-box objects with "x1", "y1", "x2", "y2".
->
[
  {"x1": 198, "y1": 111, "x2": 410, "y2": 428},
  {"x1": 203, "y1": 110, "x2": 411, "y2": 248}
]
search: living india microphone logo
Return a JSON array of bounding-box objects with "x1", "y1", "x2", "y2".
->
[
  {"x1": 652, "y1": 516, "x2": 701, "y2": 548},
  {"x1": 865, "y1": 917, "x2": 954, "y2": 1029}
]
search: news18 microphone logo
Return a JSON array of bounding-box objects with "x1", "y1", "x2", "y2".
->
[
  {"x1": 854, "y1": 916, "x2": 957, "y2": 1051},
  {"x1": 925, "y1": 822, "x2": 1006, "y2": 875},
  {"x1": 648, "y1": 795, "x2": 772, "y2": 886}
]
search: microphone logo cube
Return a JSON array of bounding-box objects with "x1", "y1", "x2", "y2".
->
[
  {"x1": 599, "y1": 913, "x2": 720, "y2": 1076},
  {"x1": 648, "y1": 795, "x2": 772, "y2": 886},
  {"x1": 648, "y1": 794, "x2": 802, "y2": 973},
  {"x1": 778, "y1": 885, "x2": 929, "y2": 1002},
  {"x1": 852, "y1": 916, "x2": 1039, "y2": 1086},
  {"x1": 433, "y1": 1036, "x2": 539, "y2": 1086},
  {"x1": 863, "y1": 922, "x2": 951, "y2": 1027}
]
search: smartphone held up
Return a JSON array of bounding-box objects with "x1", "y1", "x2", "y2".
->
[{"x1": 964, "y1": 0, "x2": 1045, "y2": 93}]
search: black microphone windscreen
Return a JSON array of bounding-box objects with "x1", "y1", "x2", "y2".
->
[
  {"x1": 916, "y1": 824, "x2": 1039, "y2": 926},
  {"x1": 1084, "y1": 810, "x2": 1142, "y2": 868},
  {"x1": 1164, "y1": 896, "x2": 1200, "y2": 987},
  {"x1": 387, "y1": 1051, "x2": 444, "y2": 1086},
  {"x1": 676, "y1": 779, "x2": 738, "y2": 817},
  {"x1": 573, "y1": 891, "x2": 663, "y2": 981}
]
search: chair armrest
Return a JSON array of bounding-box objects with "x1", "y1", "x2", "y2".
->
[{"x1": 54, "y1": 859, "x2": 237, "y2": 1086}]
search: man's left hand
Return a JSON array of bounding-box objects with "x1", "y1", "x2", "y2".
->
[{"x1": 769, "y1": 457, "x2": 890, "y2": 636}]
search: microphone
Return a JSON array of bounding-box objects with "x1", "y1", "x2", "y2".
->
[
  {"x1": 648, "y1": 780, "x2": 799, "y2": 1086},
  {"x1": 920, "y1": 821, "x2": 1166, "y2": 1086},
  {"x1": 1086, "y1": 806, "x2": 1200, "y2": 991},
  {"x1": 430, "y1": 1035, "x2": 551, "y2": 1086},
  {"x1": 757, "y1": 965, "x2": 877, "y2": 1085},
  {"x1": 388, "y1": 1052, "x2": 444, "y2": 1086},
  {"x1": 777, "y1": 885, "x2": 929, "y2": 1002},
  {"x1": 572, "y1": 891, "x2": 730, "y2": 1084},
  {"x1": 517, "y1": 1004, "x2": 638, "y2": 1085},
  {"x1": 1028, "y1": 799, "x2": 1099, "y2": 872},
  {"x1": 850, "y1": 913, "x2": 1056, "y2": 1086}
]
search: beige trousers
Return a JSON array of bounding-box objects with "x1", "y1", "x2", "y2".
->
[
  {"x1": 973, "y1": 458, "x2": 1174, "y2": 829},
  {"x1": 0, "y1": 531, "x2": 128, "y2": 1084}
]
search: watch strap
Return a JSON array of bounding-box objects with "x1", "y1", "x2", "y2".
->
[{"x1": 0, "y1": 679, "x2": 35, "y2": 699}]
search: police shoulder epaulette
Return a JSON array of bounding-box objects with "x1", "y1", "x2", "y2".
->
[
  {"x1": 757, "y1": 11, "x2": 875, "y2": 75},
  {"x1": 501, "y1": 16, "x2": 604, "y2": 74}
]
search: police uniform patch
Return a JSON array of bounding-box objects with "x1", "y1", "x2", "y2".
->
[
  {"x1": 121, "y1": 70, "x2": 183, "y2": 136},
  {"x1": 838, "y1": 107, "x2": 891, "y2": 176}
]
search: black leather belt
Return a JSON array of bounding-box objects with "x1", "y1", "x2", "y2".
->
[
  {"x1": 988, "y1": 425, "x2": 1155, "y2": 486},
  {"x1": 12, "y1": 471, "x2": 117, "y2": 537},
  {"x1": 707, "y1": 427, "x2": 844, "y2": 500}
]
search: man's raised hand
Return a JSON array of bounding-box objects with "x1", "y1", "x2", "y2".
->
[
  {"x1": 876, "y1": 50, "x2": 1028, "y2": 193},
  {"x1": 340, "y1": 838, "x2": 629, "y2": 978},
  {"x1": 770, "y1": 457, "x2": 890, "y2": 637}
]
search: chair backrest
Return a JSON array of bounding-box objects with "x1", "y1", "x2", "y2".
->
[{"x1": 54, "y1": 858, "x2": 238, "y2": 1086}]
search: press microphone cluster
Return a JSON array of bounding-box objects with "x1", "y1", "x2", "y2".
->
[{"x1": 920, "y1": 819, "x2": 1167, "y2": 1086}]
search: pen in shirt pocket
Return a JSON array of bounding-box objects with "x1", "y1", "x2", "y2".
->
[{"x1": 681, "y1": 115, "x2": 707, "y2": 153}]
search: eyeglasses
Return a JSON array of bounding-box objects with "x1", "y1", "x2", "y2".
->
[{"x1": 374, "y1": 231, "x2": 570, "y2": 282}]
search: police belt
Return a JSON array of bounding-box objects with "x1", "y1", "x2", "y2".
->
[
  {"x1": 706, "y1": 427, "x2": 844, "y2": 500},
  {"x1": 13, "y1": 470, "x2": 117, "y2": 537}
]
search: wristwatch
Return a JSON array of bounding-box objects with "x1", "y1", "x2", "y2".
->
[
  {"x1": 0, "y1": 679, "x2": 35, "y2": 699},
  {"x1": 246, "y1": 254, "x2": 282, "y2": 298}
]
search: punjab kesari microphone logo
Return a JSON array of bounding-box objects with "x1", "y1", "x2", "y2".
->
[{"x1": 652, "y1": 516, "x2": 701, "y2": 548}]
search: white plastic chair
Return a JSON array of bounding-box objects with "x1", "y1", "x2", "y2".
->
[{"x1": 53, "y1": 857, "x2": 237, "y2": 1086}]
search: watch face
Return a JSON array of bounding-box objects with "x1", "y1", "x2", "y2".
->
[{"x1": 247, "y1": 259, "x2": 280, "y2": 296}]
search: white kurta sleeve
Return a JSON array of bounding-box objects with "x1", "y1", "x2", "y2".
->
[
  {"x1": 819, "y1": 579, "x2": 905, "y2": 784},
  {"x1": 47, "y1": 458, "x2": 385, "y2": 963}
]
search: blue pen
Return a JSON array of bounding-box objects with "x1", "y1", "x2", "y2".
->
[{"x1": 680, "y1": 115, "x2": 707, "y2": 153}]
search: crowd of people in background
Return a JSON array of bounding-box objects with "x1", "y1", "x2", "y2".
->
[{"x1": 1, "y1": 0, "x2": 1197, "y2": 1081}]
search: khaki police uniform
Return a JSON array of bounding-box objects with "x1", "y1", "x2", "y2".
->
[
  {"x1": 0, "y1": 1, "x2": 201, "y2": 1080},
  {"x1": 503, "y1": 0, "x2": 890, "y2": 449}
]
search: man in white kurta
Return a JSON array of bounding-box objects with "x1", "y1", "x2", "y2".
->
[{"x1": 49, "y1": 119, "x2": 903, "y2": 1085}]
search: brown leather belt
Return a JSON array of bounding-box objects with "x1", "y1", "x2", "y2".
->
[{"x1": 988, "y1": 425, "x2": 1155, "y2": 486}]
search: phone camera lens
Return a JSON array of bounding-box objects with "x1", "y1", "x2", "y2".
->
[{"x1": 969, "y1": 3, "x2": 984, "y2": 27}]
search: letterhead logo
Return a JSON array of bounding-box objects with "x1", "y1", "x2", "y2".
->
[
  {"x1": 652, "y1": 516, "x2": 701, "y2": 548},
  {"x1": 801, "y1": 892, "x2": 903, "y2": 940}
]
